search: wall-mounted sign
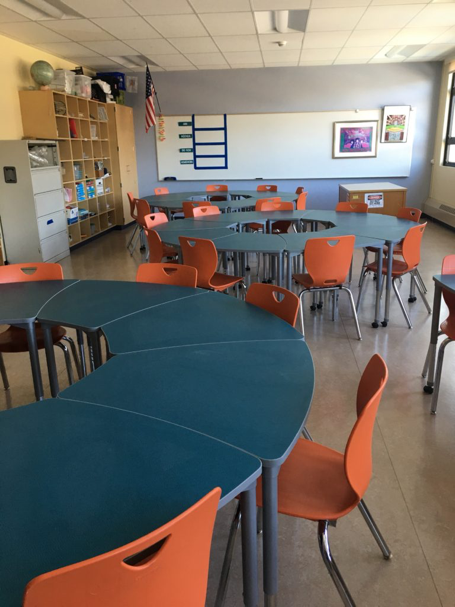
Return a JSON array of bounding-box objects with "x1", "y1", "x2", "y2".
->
[
  {"x1": 179, "y1": 148, "x2": 193, "y2": 153},
  {"x1": 179, "y1": 134, "x2": 192, "y2": 139},
  {"x1": 180, "y1": 159, "x2": 194, "y2": 165},
  {"x1": 178, "y1": 121, "x2": 192, "y2": 126}
]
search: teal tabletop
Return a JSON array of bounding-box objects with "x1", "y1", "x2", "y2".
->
[
  {"x1": 157, "y1": 227, "x2": 236, "y2": 246},
  {"x1": 433, "y1": 274, "x2": 455, "y2": 293},
  {"x1": 280, "y1": 228, "x2": 385, "y2": 253},
  {"x1": 59, "y1": 339, "x2": 313, "y2": 466},
  {"x1": 37, "y1": 280, "x2": 205, "y2": 331},
  {"x1": 102, "y1": 289, "x2": 302, "y2": 353},
  {"x1": 145, "y1": 190, "x2": 298, "y2": 210},
  {"x1": 0, "y1": 398, "x2": 261, "y2": 607}
]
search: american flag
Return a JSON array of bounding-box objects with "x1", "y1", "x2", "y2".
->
[{"x1": 145, "y1": 65, "x2": 156, "y2": 133}]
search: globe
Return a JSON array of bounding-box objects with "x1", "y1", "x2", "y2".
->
[{"x1": 30, "y1": 60, "x2": 54, "y2": 90}]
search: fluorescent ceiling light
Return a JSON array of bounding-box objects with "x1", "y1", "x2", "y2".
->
[
  {"x1": 255, "y1": 10, "x2": 308, "y2": 34},
  {"x1": 386, "y1": 45, "x2": 424, "y2": 59},
  {"x1": 1, "y1": 0, "x2": 80, "y2": 19}
]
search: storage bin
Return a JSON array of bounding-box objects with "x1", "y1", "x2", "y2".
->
[
  {"x1": 50, "y1": 70, "x2": 75, "y2": 95},
  {"x1": 75, "y1": 75, "x2": 92, "y2": 99}
]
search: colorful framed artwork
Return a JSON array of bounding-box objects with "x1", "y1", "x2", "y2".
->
[
  {"x1": 333, "y1": 121, "x2": 378, "y2": 158},
  {"x1": 381, "y1": 105, "x2": 411, "y2": 143}
]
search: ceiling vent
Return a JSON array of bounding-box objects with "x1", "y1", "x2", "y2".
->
[
  {"x1": 385, "y1": 45, "x2": 425, "y2": 59},
  {"x1": 255, "y1": 10, "x2": 309, "y2": 35}
]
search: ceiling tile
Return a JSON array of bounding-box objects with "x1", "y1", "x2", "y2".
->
[
  {"x1": 337, "y1": 45, "x2": 383, "y2": 59},
  {"x1": 307, "y1": 7, "x2": 366, "y2": 31},
  {"x1": 232, "y1": 63, "x2": 264, "y2": 68},
  {"x1": 170, "y1": 36, "x2": 218, "y2": 52},
  {"x1": 92, "y1": 16, "x2": 161, "y2": 39},
  {"x1": 59, "y1": 0, "x2": 136, "y2": 18},
  {"x1": 214, "y1": 35, "x2": 260, "y2": 52},
  {"x1": 126, "y1": 39, "x2": 179, "y2": 54},
  {"x1": 164, "y1": 65, "x2": 197, "y2": 70},
  {"x1": 223, "y1": 50, "x2": 263, "y2": 64},
  {"x1": 371, "y1": 0, "x2": 428, "y2": 4},
  {"x1": 82, "y1": 40, "x2": 138, "y2": 55},
  {"x1": 197, "y1": 65, "x2": 231, "y2": 69},
  {"x1": 333, "y1": 57, "x2": 369, "y2": 64},
  {"x1": 145, "y1": 14, "x2": 208, "y2": 37},
  {"x1": 264, "y1": 61, "x2": 299, "y2": 66},
  {"x1": 299, "y1": 59, "x2": 334, "y2": 65},
  {"x1": 259, "y1": 32, "x2": 303, "y2": 50},
  {"x1": 432, "y1": 26, "x2": 455, "y2": 44},
  {"x1": 405, "y1": 42, "x2": 455, "y2": 58},
  {"x1": 407, "y1": 3, "x2": 455, "y2": 27},
  {"x1": 128, "y1": 66, "x2": 165, "y2": 71},
  {"x1": 0, "y1": 21, "x2": 69, "y2": 43},
  {"x1": 262, "y1": 49, "x2": 300, "y2": 62},
  {"x1": 303, "y1": 31, "x2": 351, "y2": 48},
  {"x1": 300, "y1": 47, "x2": 340, "y2": 60},
  {"x1": 199, "y1": 12, "x2": 256, "y2": 36},
  {"x1": 149, "y1": 53, "x2": 193, "y2": 66},
  {"x1": 185, "y1": 52, "x2": 228, "y2": 65},
  {"x1": 109, "y1": 56, "x2": 147, "y2": 68},
  {"x1": 77, "y1": 57, "x2": 123, "y2": 68},
  {"x1": 252, "y1": 0, "x2": 310, "y2": 8},
  {"x1": 389, "y1": 27, "x2": 449, "y2": 45},
  {"x1": 124, "y1": 0, "x2": 193, "y2": 15},
  {"x1": 372, "y1": 46, "x2": 406, "y2": 61},
  {"x1": 356, "y1": 5, "x2": 425, "y2": 30},
  {"x1": 42, "y1": 19, "x2": 114, "y2": 41},
  {"x1": 311, "y1": 0, "x2": 369, "y2": 6},
  {"x1": 33, "y1": 41, "x2": 100, "y2": 56},
  {"x1": 190, "y1": 0, "x2": 251, "y2": 12},
  {"x1": 0, "y1": 5, "x2": 29, "y2": 22},
  {"x1": 345, "y1": 29, "x2": 398, "y2": 47}
]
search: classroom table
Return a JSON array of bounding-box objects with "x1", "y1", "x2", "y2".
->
[
  {"x1": 1, "y1": 279, "x2": 314, "y2": 606},
  {"x1": 0, "y1": 398, "x2": 261, "y2": 607},
  {"x1": 0, "y1": 279, "x2": 78, "y2": 400},
  {"x1": 423, "y1": 274, "x2": 455, "y2": 402}
]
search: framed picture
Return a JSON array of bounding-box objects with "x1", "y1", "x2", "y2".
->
[
  {"x1": 333, "y1": 121, "x2": 378, "y2": 158},
  {"x1": 381, "y1": 105, "x2": 411, "y2": 143}
]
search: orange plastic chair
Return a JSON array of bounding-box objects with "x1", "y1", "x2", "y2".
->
[
  {"x1": 192, "y1": 205, "x2": 221, "y2": 218},
  {"x1": 24, "y1": 488, "x2": 221, "y2": 607},
  {"x1": 422, "y1": 255, "x2": 455, "y2": 414},
  {"x1": 218, "y1": 355, "x2": 390, "y2": 607},
  {"x1": 295, "y1": 186, "x2": 305, "y2": 195},
  {"x1": 246, "y1": 283, "x2": 299, "y2": 327},
  {"x1": 206, "y1": 184, "x2": 228, "y2": 192},
  {"x1": 182, "y1": 201, "x2": 212, "y2": 218},
  {"x1": 358, "y1": 223, "x2": 431, "y2": 328},
  {"x1": 136, "y1": 263, "x2": 198, "y2": 288},
  {"x1": 128, "y1": 198, "x2": 150, "y2": 256},
  {"x1": 293, "y1": 236, "x2": 362, "y2": 340},
  {"x1": 144, "y1": 213, "x2": 177, "y2": 263},
  {"x1": 179, "y1": 236, "x2": 244, "y2": 294},
  {"x1": 296, "y1": 192, "x2": 307, "y2": 210},
  {"x1": 259, "y1": 201, "x2": 294, "y2": 234},
  {"x1": 0, "y1": 263, "x2": 80, "y2": 390},
  {"x1": 257, "y1": 184, "x2": 277, "y2": 192},
  {"x1": 336, "y1": 202, "x2": 368, "y2": 213},
  {"x1": 248, "y1": 198, "x2": 282, "y2": 232},
  {"x1": 126, "y1": 193, "x2": 139, "y2": 252},
  {"x1": 154, "y1": 187, "x2": 169, "y2": 195}
]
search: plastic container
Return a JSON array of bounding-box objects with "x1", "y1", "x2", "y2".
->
[
  {"x1": 66, "y1": 205, "x2": 78, "y2": 225},
  {"x1": 97, "y1": 71, "x2": 125, "y2": 90},
  {"x1": 75, "y1": 75, "x2": 92, "y2": 99},
  {"x1": 50, "y1": 70, "x2": 75, "y2": 95}
]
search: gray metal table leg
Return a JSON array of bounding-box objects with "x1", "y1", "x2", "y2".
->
[
  {"x1": 88, "y1": 331, "x2": 102, "y2": 370},
  {"x1": 373, "y1": 246, "x2": 383, "y2": 328},
  {"x1": 24, "y1": 321, "x2": 44, "y2": 401},
  {"x1": 425, "y1": 283, "x2": 442, "y2": 393},
  {"x1": 241, "y1": 482, "x2": 259, "y2": 607},
  {"x1": 262, "y1": 465, "x2": 279, "y2": 606},
  {"x1": 42, "y1": 323, "x2": 59, "y2": 397},
  {"x1": 76, "y1": 329, "x2": 87, "y2": 377},
  {"x1": 383, "y1": 240, "x2": 394, "y2": 326},
  {"x1": 286, "y1": 253, "x2": 293, "y2": 291},
  {"x1": 277, "y1": 253, "x2": 283, "y2": 287}
]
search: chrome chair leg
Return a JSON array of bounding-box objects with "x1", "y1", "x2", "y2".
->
[
  {"x1": 356, "y1": 270, "x2": 367, "y2": 311},
  {"x1": 341, "y1": 287, "x2": 362, "y2": 340},
  {"x1": 431, "y1": 337, "x2": 453, "y2": 415},
  {"x1": 392, "y1": 278, "x2": 413, "y2": 329},
  {"x1": 358, "y1": 249, "x2": 369, "y2": 287},
  {"x1": 318, "y1": 520, "x2": 356, "y2": 607},
  {"x1": 61, "y1": 335, "x2": 82, "y2": 380},
  {"x1": 412, "y1": 271, "x2": 432, "y2": 314},
  {"x1": 0, "y1": 353, "x2": 9, "y2": 390},
  {"x1": 415, "y1": 268, "x2": 428, "y2": 294},
  {"x1": 126, "y1": 223, "x2": 139, "y2": 251},
  {"x1": 302, "y1": 426, "x2": 313, "y2": 440},
  {"x1": 215, "y1": 502, "x2": 242, "y2": 607},
  {"x1": 298, "y1": 291, "x2": 308, "y2": 338},
  {"x1": 422, "y1": 331, "x2": 443, "y2": 378},
  {"x1": 357, "y1": 499, "x2": 392, "y2": 559},
  {"x1": 54, "y1": 342, "x2": 75, "y2": 385}
]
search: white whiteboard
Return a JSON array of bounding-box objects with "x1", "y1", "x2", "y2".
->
[{"x1": 155, "y1": 109, "x2": 415, "y2": 181}]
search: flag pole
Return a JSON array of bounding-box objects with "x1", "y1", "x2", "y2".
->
[{"x1": 147, "y1": 67, "x2": 162, "y2": 114}]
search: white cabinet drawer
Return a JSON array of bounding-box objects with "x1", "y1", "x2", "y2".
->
[
  {"x1": 34, "y1": 189, "x2": 64, "y2": 218},
  {"x1": 40, "y1": 231, "x2": 69, "y2": 262},
  {"x1": 31, "y1": 168, "x2": 62, "y2": 194},
  {"x1": 38, "y1": 210, "x2": 67, "y2": 240}
]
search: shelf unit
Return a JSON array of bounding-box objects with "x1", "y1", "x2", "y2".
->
[{"x1": 19, "y1": 90, "x2": 117, "y2": 247}]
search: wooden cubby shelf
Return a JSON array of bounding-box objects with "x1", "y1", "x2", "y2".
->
[{"x1": 19, "y1": 90, "x2": 117, "y2": 248}]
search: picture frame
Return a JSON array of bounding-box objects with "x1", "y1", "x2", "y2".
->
[
  {"x1": 333, "y1": 121, "x2": 378, "y2": 158},
  {"x1": 381, "y1": 105, "x2": 411, "y2": 143}
]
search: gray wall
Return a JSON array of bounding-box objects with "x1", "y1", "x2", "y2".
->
[{"x1": 125, "y1": 62, "x2": 442, "y2": 209}]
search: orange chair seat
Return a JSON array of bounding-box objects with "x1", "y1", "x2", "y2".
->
[
  {"x1": 366, "y1": 258, "x2": 410, "y2": 277},
  {"x1": 257, "y1": 439, "x2": 358, "y2": 521},
  {"x1": 441, "y1": 318, "x2": 455, "y2": 340},
  {"x1": 292, "y1": 273, "x2": 315, "y2": 288},
  {"x1": 248, "y1": 222, "x2": 264, "y2": 231},
  {"x1": 0, "y1": 323, "x2": 66, "y2": 353},
  {"x1": 210, "y1": 272, "x2": 243, "y2": 290},
  {"x1": 271, "y1": 221, "x2": 291, "y2": 233},
  {"x1": 163, "y1": 244, "x2": 178, "y2": 257}
]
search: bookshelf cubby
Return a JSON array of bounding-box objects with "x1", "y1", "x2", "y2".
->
[{"x1": 19, "y1": 90, "x2": 117, "y2": 248}]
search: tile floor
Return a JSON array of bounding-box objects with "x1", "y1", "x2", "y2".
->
[{"x1": 1, "y1": 217, "x2": 454, "y2": 607}]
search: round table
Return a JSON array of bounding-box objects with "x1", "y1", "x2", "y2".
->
[{"x1": 0, "y1": 280, "x2": 314, "y2": 607}]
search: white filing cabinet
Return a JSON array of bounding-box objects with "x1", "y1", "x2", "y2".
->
[{"x1": 0, "y1": 140, "x2": 69, "y2": 263}]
